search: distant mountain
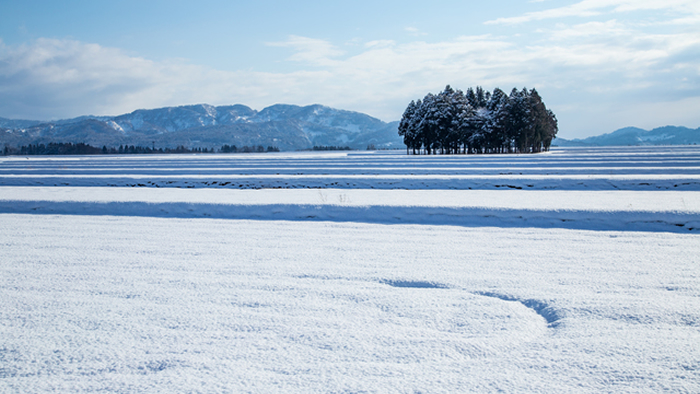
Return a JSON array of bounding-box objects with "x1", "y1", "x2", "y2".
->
[
  {"x1": 556, "y1": 126, "x2": 700, "y2": 146},
  {"x1": 0, "y1": 117, "x2": 44, "y2": 129},
  {"x1": 0, "y1": 104, "x2": 403, "y2": 151}
]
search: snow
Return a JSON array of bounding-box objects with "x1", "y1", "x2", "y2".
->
[
  {"x1": 203, "y1": 104, "x2": 217, "y2": 119},
  {"x1": 1, "y1": 188, "x2": 698, "y2": 233},
  {"x1": 106, "y1": 120, "x2": 125, "y2": 134},
  {"x1": 639, "y1": 133, "x2": 673, "y2": 142},
  {"x1": 1, "y1": 146, "x2": 699, "y2": 392}
]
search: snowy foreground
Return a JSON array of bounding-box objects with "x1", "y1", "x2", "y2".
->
[{"x1": 1, "y1": 147, "x2": 699, "y2": 392}]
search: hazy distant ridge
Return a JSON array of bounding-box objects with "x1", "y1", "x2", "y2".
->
[
  {"x1": 0, "y1": 104, "x2": 402, "y2": 151},
  {"x1": 557, "y1": 126, "x2": 700, "y2": 146}
]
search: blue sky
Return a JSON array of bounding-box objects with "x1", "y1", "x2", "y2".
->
[{"x1": 1, "y1": 0, "x2": 698, "y2": 138}]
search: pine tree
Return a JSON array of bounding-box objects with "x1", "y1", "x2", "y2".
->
[
  {"x1": 418, "y1": 93, "x2": 441, "y2": 155},
  {"x1": 398, "y1": 100, "x2": 419, "y2": 154},
  {"x1": 486, "y1": 88, "x2": 509, "y2": 153}
]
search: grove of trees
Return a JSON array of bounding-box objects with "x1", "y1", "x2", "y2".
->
[{"x1": 398, "y1": 85, "x2": 558, "y2": 154}]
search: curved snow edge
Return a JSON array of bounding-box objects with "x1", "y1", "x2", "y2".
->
[{"x1": 474, "y1": 291, "x2": 563, "y2": 328}]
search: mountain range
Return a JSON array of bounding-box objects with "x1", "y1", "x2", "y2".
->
[
  {"x1": 0, "y1": 104, "x2": 402, "y2": 151},
  {"x1": 2, "y1": 104, "x2": 699, "y2": 151},
  {"x1": 556, "y1": 126, "x2": 700, "y2": 147}
]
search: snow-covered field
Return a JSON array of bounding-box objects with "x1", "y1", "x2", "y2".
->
[{"x1": 1, "y1": 147, "x2": 699, "y2": 392}]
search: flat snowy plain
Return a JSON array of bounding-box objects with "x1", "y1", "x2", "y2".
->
[{"x1": 1, "y1": 146, "x2": 699, "y2": 392}]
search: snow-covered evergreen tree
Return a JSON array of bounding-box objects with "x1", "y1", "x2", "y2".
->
[
  {"x1": 486, "y1": 88, "x2": 508, "y2": 153},
  {"x1": 398, "y1": 100, "x2": 419, "y2": 154},
  {"x1": 418, "y1": 93, "x2": 440, "y2": 155}
]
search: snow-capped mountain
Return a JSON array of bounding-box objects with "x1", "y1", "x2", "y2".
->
[
  {"x1": 556, "y1": 126, "x2": 700, "y2": 146},
  {"x1": 0, "y1": 104, "x2": 402, "y2": 150}
]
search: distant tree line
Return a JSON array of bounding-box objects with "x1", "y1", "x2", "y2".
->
[
  {"x1": 399, "y1": 85, "x2": 558, "y2": 155},
  {"x1": 2, "y1": 143, "x2": 281, "y2": 156},
  {"x1": 113, "y1": 145, "x2": 193, "y2": 154},
  {"x1": 311, "y1": 145, "x2": 352, "y2": 151},
  {"x1": 4, "y1": 142, "x2": 103, "y2": 156},
  {"x1": 220, "y1": 144, "x2": 280, "y2": 153}
]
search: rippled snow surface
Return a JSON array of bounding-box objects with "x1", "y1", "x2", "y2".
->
[{"x1": 1, "y1": 147, "x2": 699, "y2": 392}]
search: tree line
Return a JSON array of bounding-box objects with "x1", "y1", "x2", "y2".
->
[
  {"x1": 4, "y1": 142, "x2": 102, "y2": 156},
  {"x1": 220, "y1": 145, "x2": 280, "y2": 153},
  {"x1": 398, "y1": 85, "x2": 558, "y2": 155},
  {"x1": 310, "y1": 145, "x2": 352, "y2": 151},
  {"x1": 2, "y1": 143, "x2": 280, "y2": 156}
]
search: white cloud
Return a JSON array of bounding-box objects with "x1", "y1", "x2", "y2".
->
[
  {"x1": 266, "y1": 35, "x2": 344, "y2": 67},
  {"x1": 405, "y1": 27, "x2": 427, "y2": 37},
  {"x1": 486, "y1": 0, "x2": 700, "y2": 25},
  {"x1": 364, "y1": 40, "x2": 396, "y2": 49},
  {"x1": 0, "y1": 38, "x2": 336, "y2": 120},
  {"x1": 543, "y1": 20, "x2": 628, "y2": 40},
  {"x1": 1, "y1": 25, "x2": 698, "y2": 138}
]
